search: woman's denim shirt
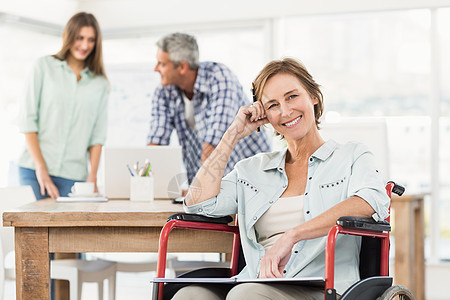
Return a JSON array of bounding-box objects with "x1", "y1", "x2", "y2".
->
[{"x1": 184, "y1": 140, "x2": 390, "y2": 294}]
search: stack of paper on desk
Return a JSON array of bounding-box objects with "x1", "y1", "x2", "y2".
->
[{"x1": 56, "y1": 196, "x2": 108, "y2": 202}]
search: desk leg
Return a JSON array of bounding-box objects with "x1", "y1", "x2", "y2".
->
[
  {"x1": 414, "y1": 200, "x2": 425, "y2": 300},
  {"x1": 54, "y1": 253, "x2": 77, "y2": 300},
  {"x1": 15, "y1": 227, "x2": 50, "y2": 300},
  {"x1": 393, "y1": 202, "x2": 414, "y2": 291}
]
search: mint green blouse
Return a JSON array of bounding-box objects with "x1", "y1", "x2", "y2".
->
[{"x1": 18, "y1": 56, "x2": 109, "y2": 181}]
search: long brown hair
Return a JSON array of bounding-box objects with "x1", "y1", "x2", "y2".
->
[{"x1": 54, "y1": 12, "x2": 106, "y2": 78}]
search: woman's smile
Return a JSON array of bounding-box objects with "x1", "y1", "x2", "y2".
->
[{"x1": 282, "y1": 115, "x2": 302, "y2": 128}]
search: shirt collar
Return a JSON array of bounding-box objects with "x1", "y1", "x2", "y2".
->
[
  {"x1": 262, "y1": 147, "x2": 288, "y2": 171},
  {"x1": 81, "y1": 68, "x2": 93, "y2": 78},
  {"x1": 193, "y1": 62, "x2": 209, "y2": 94},
  {"x1": 57, "y1": 58, "x2": 93, "y2": 78},
  {"x1": 312, "y1": 139, "x2": 337, "y2": 161},
  {"x1": 261, "y1": 139, "x2": 338, "y2": 171}
]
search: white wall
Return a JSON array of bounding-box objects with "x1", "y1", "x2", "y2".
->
[
  {"x1": 2, "y1": 0, "x2": 450, "y2": 29},
  {"x1": 85, "y1": 0, "x2": 450, "y2": 29},
  {"x1": 0, "y1": 0, "x2": 77, "y2": 25}
]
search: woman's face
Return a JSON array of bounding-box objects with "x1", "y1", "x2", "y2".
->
[
  {"x1": 69, "y1": 26, "x2": 96, "y2": 62},
  {"x1": 261, "y1": 73, "x2": 318, "y2": 141}
]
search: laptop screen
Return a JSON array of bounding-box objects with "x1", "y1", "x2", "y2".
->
[{"x1": 102, "y1": 146, "x2": 186, "y2": 199}]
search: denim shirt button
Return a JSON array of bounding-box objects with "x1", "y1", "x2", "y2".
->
[
  {"x1": 253, "y1": 216, "x2": 257, "y2": 220},
  {"x1": 198, "y1": 208, "x2": 203, "y2": 212}
]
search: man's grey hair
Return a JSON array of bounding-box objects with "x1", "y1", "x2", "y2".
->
[{"x1": 156, "y1": 33, "x2": 199, "y2": 70}]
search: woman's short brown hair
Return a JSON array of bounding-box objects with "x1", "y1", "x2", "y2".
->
[{"x1": 253, "y1": 57, "x2": 324, "y2": 129}]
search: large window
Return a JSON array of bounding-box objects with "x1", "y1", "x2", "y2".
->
[
  {"x1": 438, "y1": 8, "x2": 450, "y2": 260},
  {"x1": 277, "y1": 10, "x2": 430, "y2": 117},
  {"x1": 439, "y1": 8, "x2": 450, "y2": 115},
  {"x1": 195, "y1": 27, "x2": 266, "y2": 91},
  {"x1": 278, "y1": 9, "x2": 449, "y2": 261}
]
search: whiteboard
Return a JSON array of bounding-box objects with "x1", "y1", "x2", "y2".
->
[{"x1": 105, "y1": 62, "x2": 161, "y2": 147}]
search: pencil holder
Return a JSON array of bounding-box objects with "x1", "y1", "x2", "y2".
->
[{"x1": 130, "y1": 176, "x2": 154, "y2": 201}]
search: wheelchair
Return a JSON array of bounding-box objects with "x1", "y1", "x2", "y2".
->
[{"x1": 153, "y1": 181, "x2": 415, "y2": 300}]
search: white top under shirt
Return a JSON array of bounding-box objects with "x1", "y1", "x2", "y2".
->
[
  {"x1": 254, "y1": 195, "x2": 305, "y2": 251},
  {"x1": 183, "y1": 94, "x2": 196, "y2": 129}
]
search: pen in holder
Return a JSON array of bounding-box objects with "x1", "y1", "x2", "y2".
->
[
  {"x1": 128, "y1": 160, "x2": 154, "y2": 201},
  {"x1": 130, "y1": 176, "x2": 154, "y2": 201}
]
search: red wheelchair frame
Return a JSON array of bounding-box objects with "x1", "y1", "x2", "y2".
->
[{"x1": 154, "y1": 181, "x2": 413, "y2": 300}]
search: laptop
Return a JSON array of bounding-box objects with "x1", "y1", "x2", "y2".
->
[{"x1": 102, "y1": 146, "x2": 186, "y2": 200}]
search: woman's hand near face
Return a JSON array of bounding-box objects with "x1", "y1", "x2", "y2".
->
[
  {"x1": 228, "y1": 102, "x2": 269, "y2": 141},
  {"x1": 258, "y1": 230, "x2": 296, "y2": 278},
  {"x1": 186, "y1": 102, "x2": 268, "y2": 206}
]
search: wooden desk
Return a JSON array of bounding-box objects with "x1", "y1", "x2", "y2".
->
[
  {"x1": 3, "y1": 199, "x2": 234, "y2": 300},
  {"x1": 391, "y1": 194, "x2": 425, "y2": 300}
]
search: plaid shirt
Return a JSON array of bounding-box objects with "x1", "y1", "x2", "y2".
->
[{"x1": 147, "y1": 61, "x2": 271, "y2": 183}]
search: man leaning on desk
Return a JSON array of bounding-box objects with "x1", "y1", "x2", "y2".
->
[{"x1": 147, "y1": 32, "x2": 271, "y2": 184}]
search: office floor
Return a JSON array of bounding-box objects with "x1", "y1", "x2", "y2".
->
[
  {"x1": 4, "y1": 263, "x2": 450, "y2": 300},
  {"x1": 3, "y1": 252, "x2": 217, "y2": 300},
  {"x1": 3, "y1": 271, "x2": 154, "y2": 299}
]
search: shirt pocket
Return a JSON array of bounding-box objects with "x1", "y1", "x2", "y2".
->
[
  {"x1": 319, "y1": 176, "x2": 347, "y2": 206},
  {"x1": 237, "y1": 178, "x2": 260, "y2": 214}
]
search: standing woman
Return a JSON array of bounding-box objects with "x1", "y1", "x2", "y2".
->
[{"x1": 18, "y1": 12, "x2": 108, "y2": 199}]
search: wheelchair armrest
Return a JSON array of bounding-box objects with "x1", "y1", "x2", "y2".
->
[
  {"x1": 167, "y1": 213, "x2": 233, "y2": 225},
  {"x1": 337, "y1": 216, "x2": 391, "y2": 232},
  {"x1": 387, "y1": 180, "x2": 405, "y2": 196}
]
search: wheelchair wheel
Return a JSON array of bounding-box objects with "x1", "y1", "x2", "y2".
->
[{"x1": 378, "y1": 285, "x2": 415, "y2": 300}]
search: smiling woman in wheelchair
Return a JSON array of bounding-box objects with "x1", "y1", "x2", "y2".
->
[{"x1": 178, "y1": 57, "x2": 390, "y2": 300}]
